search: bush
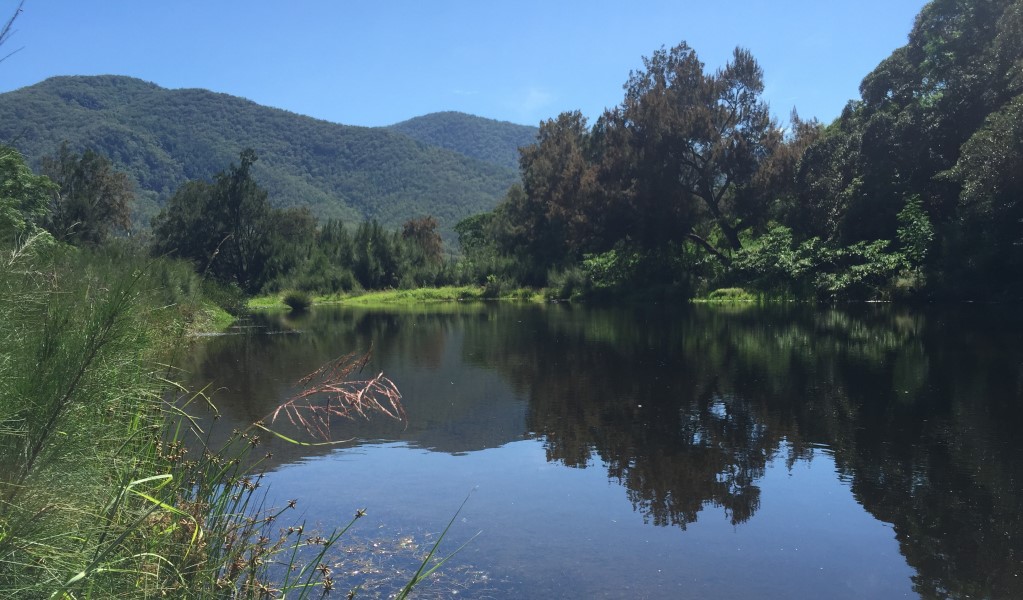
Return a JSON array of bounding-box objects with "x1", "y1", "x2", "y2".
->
[
  {"x1": 546, "y1": 266, "x2": 589, "y2": 301},
  {"x1": 282, "y1": 289, "x2": 312, "y2": 311},
  {"x1": 706, "y1": 287, "x2": 757, "y2": 302},
  {"x1": 481, "y1": 274, "x2": 507, "y2": 299}
]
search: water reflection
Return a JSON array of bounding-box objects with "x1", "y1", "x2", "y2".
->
[{"x1": 182, "y1": 303, "x2": 1023, "y2": 599}]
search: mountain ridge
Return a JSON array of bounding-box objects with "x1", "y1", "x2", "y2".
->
[
  {"x1": 389, "y1": 111, "x2": 537, "y2": 171},
  {"x1": 0, "y1": 75, "x2": 530, "y2": 241}
]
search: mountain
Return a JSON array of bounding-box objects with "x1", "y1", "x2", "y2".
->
[
  {"x1": 0, "y1": 75, "x2": 525, "y2": 241},
  {"x1": 389, "y1": 111, "x2": 537, "y2": 171}
]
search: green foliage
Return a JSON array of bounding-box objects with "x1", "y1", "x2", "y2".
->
[
  {"x1": 454, "y1": 212, "x2": 493, "y2": 256},
  {"x1": 729, "y1": 226, "x2": 817, "y2": 295},
  {"x1": 790, "y1": 0, "x2": 1023, "y2": 297},
  {"x1": 471, "y1": 1, "x2": 1023, "y2": 301},
  {"x1": 728, "y1": 224, "x2": 920, "y2": 300},
  {"x1": 705, "y1": 288, "x2": 757, "y2": 302},
  {"x1": 337, "y1": 286, "x2": 487, "y2": 305},
  {"x1": 388, "y1": 111, "x2": 538, "y2": 171},
  {"x1": 546, "y1": 266, "x2": 589, "y2": 301},
  {"x1": 352, "y1": 220, "x2": 400, "y2": 289},
  {"x1": 0, "y1": 76, "x2": 520, "y2": 242},
  {"x1": 481, "y1": 42, "x2": 782, "y2": 297},
  {"x1": 401, "y1": 215, "x2": 444, "y2": 267},
  {"x1": 0, "y1": 244, "x2": 207, "y2": 596},
  {"x1": 282, "y1": 289, "x2": 312, "y2": 311},
  {"x1": 0, "y1": 240, "x2": 446, "y2": 597},
  {"x1": 40, "y1": 142, "x2": 135, "y2": 245},
  {"x1": 152, "y1": 149, "x2": 300, "y2": 293},
  {"x1": 0, "y1": 145, "x2": 55, "y2": 246},
  {"x1": 605, "y1": 43, "x2": 778, "y2": 254},
  {"x1": 896, "y1": 195, "x2": 934, "y2": 267},
  {"x1": 199, "y1": 279, "x2": 247, "y2": 316}
]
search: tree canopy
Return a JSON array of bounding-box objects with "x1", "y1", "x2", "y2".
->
[
  {"x1": 40, "y1": 142, "x2": 134, "y2": 245},
  {"x1": 0, "y1": 145, "x2": 54, "y2": 246}
]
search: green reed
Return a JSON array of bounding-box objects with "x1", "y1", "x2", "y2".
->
[{"x1": 0, "y1": 238, "x2": 464, "y2": 598}]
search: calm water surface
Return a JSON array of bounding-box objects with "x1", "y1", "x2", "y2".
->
[{"x1": 181, "y1": 303, "x2": 1023, "y2": 599}]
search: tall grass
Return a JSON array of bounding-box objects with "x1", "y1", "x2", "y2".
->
[
  {"x1": 0, "y1": 238, "x2": 166, "y2": 596},
  {"x1": 0, "y1": 238, "x2": 457, "y2": 598}
]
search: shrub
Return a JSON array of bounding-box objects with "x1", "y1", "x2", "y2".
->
[
  {"x1": 282, "y1": 289, "x2": 312, "y2": 311},
  {"x1": 707, "y1": 287, "x2": 757, "y2": 302},
  {"x1": 546, "y1": 266, "x2": 589, "y2": 301}
]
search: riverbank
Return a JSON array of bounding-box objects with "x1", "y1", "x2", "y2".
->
[
  {"x1": 0, "y1": 244, "x2": 415, "y2": 598},
  {"x1": 248, "y1": 285, "x2": 544, "y2": 310},
  {"x1": 246, "y1": 284, "x2": 790, "y2": 311}
]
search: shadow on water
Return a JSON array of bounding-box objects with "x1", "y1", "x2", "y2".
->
[{"x1": 180, "y1": 302, "x2": 1023, "y2": 599}]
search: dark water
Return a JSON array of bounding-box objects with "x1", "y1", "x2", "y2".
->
[{"x1": 181, "y1": 303, "x2": 1023, "y2": 599}]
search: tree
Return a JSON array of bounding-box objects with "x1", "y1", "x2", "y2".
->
[
  {"x1": 400, "y1": 215, "x2": 443, "y2": 266},
  {"x1": 352, "y1": 220, "x2": 398, "y2": 289},
  {"x1": 454, "y1": 212, "x2": 492, "y2": 257},
  {"x1": 601, "y1": 43, "x2": 779, "y2": 259},
  {"x1": 152, "y1": 149, "x2": 278, "y2": 292},
  {"x1": 490, "y1": 183, "x2": 554, "y2": 285},
  {"x1": 0, "y1": 145, "x2": 54, "y2": 246},
  {"x1": 318, "y1": 218, "x2": 353, "y2": 266},
  {"x1": 41, "y1": 142, "x2": 134, "y2": 245},
  {"x1": 518, "y1": 111, "x2": 605, "y2": 258},
  {"x1": 790, "y1": 0, "x2": 1022, "y2": 297}
]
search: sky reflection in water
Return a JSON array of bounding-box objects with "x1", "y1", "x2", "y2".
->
[{"x1": 182, "y1": 303, "x2": 1023, "y2": 599}]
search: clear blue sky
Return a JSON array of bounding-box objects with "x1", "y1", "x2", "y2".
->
[{"x1": 2, "y1": 0, "x2": 928, "y2": 128}]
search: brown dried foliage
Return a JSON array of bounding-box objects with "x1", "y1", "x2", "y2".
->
[{"x1": 270, "y1": 352, "x2": 405, "y2": 441}]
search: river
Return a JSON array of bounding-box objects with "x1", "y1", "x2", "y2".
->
[{"x1": 180, "y1": 302, "x2": 1023, "y2": 599}]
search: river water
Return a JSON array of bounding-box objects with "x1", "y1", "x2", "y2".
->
[{"x1": 180, "y1": 303, "x2": 1023, "y2": 599}]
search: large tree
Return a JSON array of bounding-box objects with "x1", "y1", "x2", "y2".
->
[
  {"x1": 0, "y1": 145, "x2": 54, "y2": 246},
  {"x1": 152, "y1": 149, "x2": 278, "y2": 292},
  {"x1": 41, "y1": 143, "x2": 134, "y2": 246},
  {"x1": 401, "y1": 215, "x2": 444, "y2": 266},
  {"x1": 600, "y1": 43, "x2": 780, "y2": 259}
]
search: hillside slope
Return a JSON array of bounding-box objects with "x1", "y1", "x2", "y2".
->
[
  {"x1": 389, "y1": 111, "x2": 537, "y2": 171},
  {"x1": 0, "y1": 75, "x2": 521, "y2": 239}
]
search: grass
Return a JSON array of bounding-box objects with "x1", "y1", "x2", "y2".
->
[
  {"x1": 336, "y1": 286, "x2": 486, "y2": 305},
  {"x1": 0, "y1": 239, "x2": 464, "y2": 598},
  {"x1": 694, "y1": 287, "x2": 761, "y2": 303},
  {"x1": 248, "y1": 285, "x2": 547, "y2": 310}
]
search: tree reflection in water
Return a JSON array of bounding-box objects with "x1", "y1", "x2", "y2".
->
[
  {"x1": 184, "y1": 303, "x2": 1023, "y2": 599},
  {"x1": 459, "y1": 303, "x2": 1023, "y2": 598}
]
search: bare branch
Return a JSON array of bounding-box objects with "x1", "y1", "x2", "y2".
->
[{"x1": 0, "y1": 1, "x2": 25, "y2": 65}]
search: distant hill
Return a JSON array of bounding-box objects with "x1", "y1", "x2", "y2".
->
[
  {"x1": 0, "y1": 75, "x2": 526, "y2": 241},
  {"x1": 389, "y1": 111, "x2": 537, "y2": 171}
]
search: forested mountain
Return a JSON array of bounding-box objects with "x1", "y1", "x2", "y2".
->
[
  {"x1": 389, "y1": 112, "x2": 538, "y2": 171},
  {"x1": 0, "y1": 75, "x2": 520, "y2": 239}
]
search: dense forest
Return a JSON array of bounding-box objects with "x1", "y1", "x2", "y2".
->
[
  {"x1": 389, "y1": 111, "x2": 539, "y2": 171},
  {"x1": 0, "y1": 76, "x2": 525, "y2": 239},
  {"x1": 2, "y1": 0, "x2": 1020, "y2": 302}
]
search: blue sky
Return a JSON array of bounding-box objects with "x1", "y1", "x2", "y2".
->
[{"x1": 2, "y1": 1, "x2": 928, "y2": 128}]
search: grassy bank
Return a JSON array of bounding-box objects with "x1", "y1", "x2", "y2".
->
[
  {"x1": 0, "y1": 240, "x2": 435, "y2": 598},
  {"x1": 249, "y1": 285, "x2": 544, "y2": 310}
]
